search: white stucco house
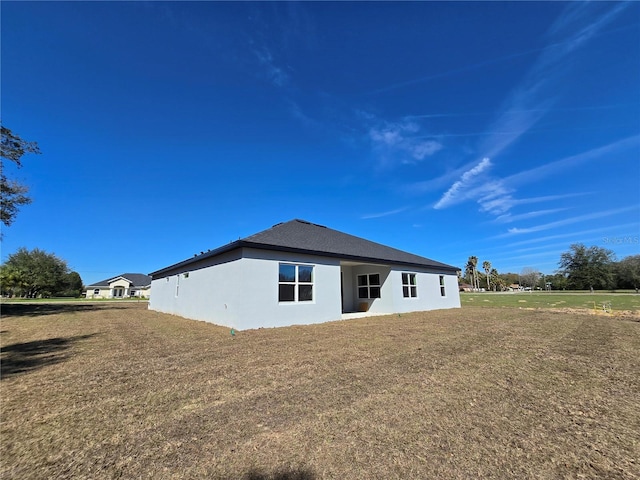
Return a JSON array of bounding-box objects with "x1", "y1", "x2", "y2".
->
[
  {"x1": 148, "y1": 219, "x2": 461, "y2": 330},
  {"x1": 85, "y1": 273, "x2": 151, "y2": 299}
]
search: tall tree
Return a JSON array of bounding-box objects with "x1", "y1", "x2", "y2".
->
[
  {"x1": 1, "y1": 247, "x2": 71, "y2": 298},
  {"x1": 1, "y1": 126, "x2": 41, "y2": 227},
  {"x1": 546, "y1": 273, "x2": 568, "y2": 291},
  {"x1": 614, "y1": 255, "x2": 640, "y2": 290},
  {"x1": 520, "y1": 267, "x2": 540, "y2": 290},
  {"x1": 491, "y1": 268, "x2": 505, "y2": 291},
  {"x1": 466, "y1": 256, "x2": 479, "y2": 290},
  {"x1": 57, "y1": 271, "x2": 84, "y2": 297},
  {"x1": 558, "y1": 243, "x2": 615, "y2": 291},
  {"x1": 464, "y1": 262, "x2": 474, "y2": 286},
  {"x1": 472, "y1": 256, "x2": 480, "y2": 290},
  {"x1": 482, "y1": 260, "x2": 492, "y2": 290}
]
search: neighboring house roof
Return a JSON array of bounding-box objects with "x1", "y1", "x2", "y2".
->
[
  {"x1": 87, "y1": 273, "x2": 152, "y2": 288},
  {"x1": 150, "y1": 219, "x2": 459, "y2": 277}
]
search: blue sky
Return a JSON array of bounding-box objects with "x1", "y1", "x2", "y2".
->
[{"x1": 2, "y1": 1, "x2": 639, "y2": 285}]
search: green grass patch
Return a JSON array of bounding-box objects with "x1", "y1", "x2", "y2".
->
[{"x1": 461, "y1": 291, "x2": 640, "y2": 311}]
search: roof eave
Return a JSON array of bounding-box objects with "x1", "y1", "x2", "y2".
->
[
  {"x1": 242, "y1": 242, "x2": 460, "y2": 272},
  {"x1": 149, "y1": 240, "x2": 244, "y2": 277}
]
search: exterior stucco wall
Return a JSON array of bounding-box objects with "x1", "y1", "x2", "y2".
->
[
  {"x1": 85, "y1": 282, "x2": 151, "y2": 299},
  {"x1": 149, "y1": 248, "x2": 460, "y2": 330},
  {"x1": 344, "y1": 266, "x2": 460, "y2": 314},
  {"x1": 236, "y1": 248, "x2": 341, "y2": 329},
  {"x1": 129, "y1": 287, "x2": 151, "y2": 298},
  {"x1": 110, "y1": 278, "x2": 131, "y2": 289},
  {"x1": 350, "y1": 264, "x2": 393, "y2": 313},
  {"x1": 340, "y1": 265, "x2": 355, "y2": 313},
  {"x1": 387, "y1": 269, "x2": 460, "y2": 313},
  {"x1": 86, "y1": 287, "x2": 110, "y2": 299},
  {"x1": 148, "y1": 250, "x2": 244, "y2": 326},
  {"x1": 148, "y1": 248, "x2": 342, "y2": 330}
]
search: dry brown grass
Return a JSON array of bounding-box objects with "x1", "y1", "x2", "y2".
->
[{"x1": 1, "y1": 303, "x2": 639, "y2": 479}]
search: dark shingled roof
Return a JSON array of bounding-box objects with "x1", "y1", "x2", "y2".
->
[
  {"x1": 87, "y1": 273, "x2": 152, "y2": 288},
  {"x1": 150, "y1": 219, "x2": 458, "y2": 277}
]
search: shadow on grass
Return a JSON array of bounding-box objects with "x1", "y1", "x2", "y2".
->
[
  {"x1": 1, "y1": 333, "x2": 98, "y2": 379},
  {"x1": 240, "y1": 467, "x2": 316, "y2": 480},
  {"x1": 0, "y1": 303, "x2": 111, "y2": 317}
]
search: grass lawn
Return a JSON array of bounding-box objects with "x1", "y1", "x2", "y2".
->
[
  {"x1": 1, "y1": 303, "x2": 639, "y2": 479},
  {"x1": 461, "y1": 291, "x2": 640, "y2": 313}
]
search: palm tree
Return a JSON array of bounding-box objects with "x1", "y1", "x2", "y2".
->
[
  {"x1": 490, "y1": 268, "x2": 501, "y2": 291},
  {"x1": 464, "y1": 262, "x2": 474, "y2": 285},
  {"x1": 483, "y1": 260, "x2": 492, "y2": 290},
  {"x1": 468, "y1": 256, "x2": 479, "y2": 290}
]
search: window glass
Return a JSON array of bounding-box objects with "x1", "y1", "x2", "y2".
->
[
  {"x1": 298, "y1": 266, "x2": 313, "y2": 283},
  {"x1": 402, "y1": 273, "x2": 418, "y2": 298},
  {"x1": 279, "y1": 284, "x2": 295, "y2": 302},
  {"x1": 298, "y1": 285, "x2": 313, "y2": 301},
  {"x1": 279, "y1": 264, "x2": 314, "y2": 302},
  {"x1": 279, "y1": 264, "x2": 296, "y2": 282},
  {"x1": 94, "y1": 289, "x2": 99, "y2": 294},
  {"x1": 358, "y1": 273, "x2": 382, "y2": 299}
]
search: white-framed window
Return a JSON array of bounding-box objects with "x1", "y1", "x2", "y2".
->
[
  {"x1": 130, "y1": 290, "x2": 136, "y2": 296},
  {"x1": 93, "y1": 289, "x2": 99, "y2": 295},
  {"x1": 439, "y1": 275, "x2": 446, "y2": 297},
  {"x1": 358, "y1": 273, "x2": 381, "y2": 299},
  {"x1": 279, "y1": 263, "x2": 314, "y2": 302},
  {"x1": 402, "y1": 273, "x2": 417, "y2": 298}
]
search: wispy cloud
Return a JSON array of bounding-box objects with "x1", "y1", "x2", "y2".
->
[
  {"x1": 433, "y1": 158, "x2": 492, "y2": 209},
  {"x1": 406, "y1": 164, "x2": 473, "y2": 195},
  {"x1": 505, "y1": 222, "x2": 640, "y2": 247},
  {"x1": 477, "y1": 192, "x2": 591, "y2": 217},
  {"x1": 254, "y1": 47, "x2": 289, "y2": 87},
  {"x1": 546, "y1": 2, "x2": 631, "y2": 51},
  {"x1": 508, "y1": 193, "x2": 592, "y2": 206},
  {"x1": 368, "y1": 3, "x2": 630, "y2": 100},
  {"x1": 367, "y1": 118, "x2": 443, "y2": 168},
  {"x1": 494, "y1": 208, "x2": 570, "y2": 224},
  {"x1": 361, "y1": 207, "x2": 408, "y2": 220},
  {"x1": 435, "y1": 134, "x2": 637, "y2": 216},
  {"x1": 504, "y1": 135, "x2": 640, "y2": 187},
  {"x1": 497, "y1": 206, "x2": 638, "y2": 237},
  {"x1": 432, "y1": 3, "x2": 632, "y2": 216},
  {"x1": 478, "y1": 3, "x2": 631, "y2": 160}
]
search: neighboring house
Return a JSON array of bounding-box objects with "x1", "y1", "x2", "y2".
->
[
  {"x1": 85, "y1": 273, "x2": 151, "y2": 299},
  {"x1": 149, "y1": 219, "x2": 461, "y2": 330},
  {"x1": 459, "y1": 283, "x2": 474, "y2": 292}
]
